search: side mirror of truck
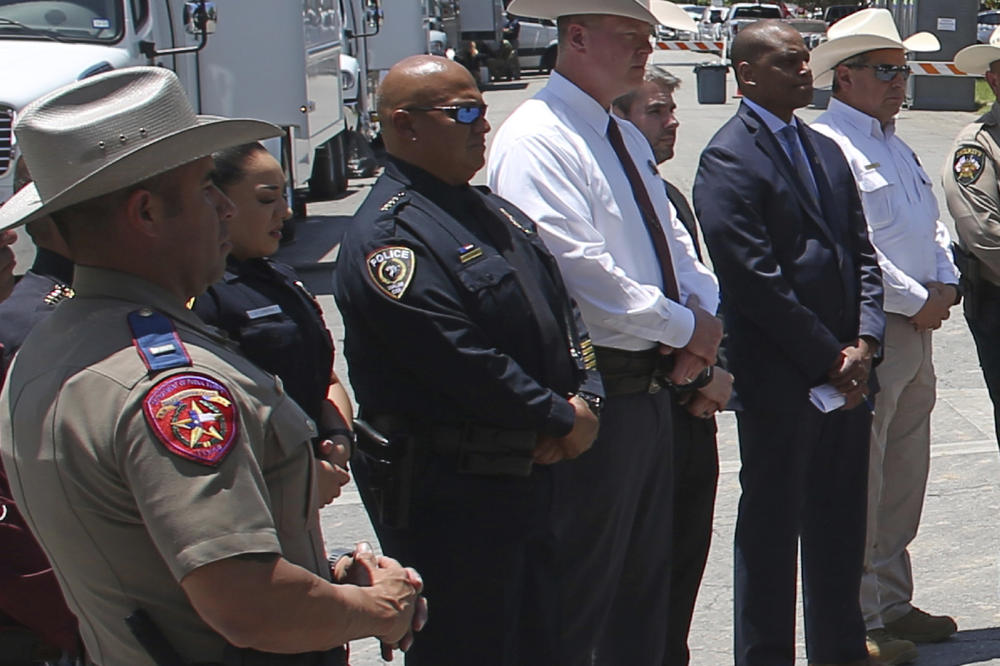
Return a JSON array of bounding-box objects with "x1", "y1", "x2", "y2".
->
[{"x1": 184, "y1": 0, "x2": 217, "y2": 36}]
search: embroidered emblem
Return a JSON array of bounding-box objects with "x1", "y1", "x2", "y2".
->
[
  {"x1": 43, "y1": 284, "x2": 74, "y2": 305},
  {"x1": 458, "y1": 244, "x2": 484, "y2": 263},
  {"x1": 380, "y1": 191, "x2": 407, "y2": 212},
  {"x1": 498, "y1": 207, "x2": 532, "y2": 235},
  {"x1": 954, "y1": 146, "x2": 987, "y2": 185},
  {"x1": 142, "y1": 373, "x2": 239, "y2": 466},
  {"x1": 366, "y1": 246, "x2": 415, "y2": 300}
]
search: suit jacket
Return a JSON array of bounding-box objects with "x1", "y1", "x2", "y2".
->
[{"x1": 693, "y1": 103, "x2": 884, "y2": 412}]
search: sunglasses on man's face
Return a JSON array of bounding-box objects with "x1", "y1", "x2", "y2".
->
[
  {"x1": 848, "y1": 63, "x2": 911, "y2": 82},
  {"x1": 403, "y1": 104, "x2": 488, "y2": 124}
]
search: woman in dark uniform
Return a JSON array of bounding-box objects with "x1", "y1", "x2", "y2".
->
[{"x1": 194, "y1": 142, "x2": 352, "y2": 504}]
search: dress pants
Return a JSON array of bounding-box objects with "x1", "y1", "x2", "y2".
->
[
  {"x1": 963, "y1": 285, "x2": 1000, "y2": 446},
  {"x1": 861, "y1": 314, "x2": 935, "y2": 628},
  {"x1": 353, "y1": 452, "x2": 559, "y2": 666},
  {"x1": 552, "y1": 388, "x2": 675, "y2": 666},
  {"x1": 734, "y1": 398, "x2": 871, "y2": 666},
  {"x1": 664, "y1": 398, "x2": 719, "y2": 666}
]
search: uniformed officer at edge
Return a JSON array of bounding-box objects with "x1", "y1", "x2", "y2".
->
[
  {"x1": 945, "y1": 32, "x2": 1000, "y2": 448},
  {"x1": 333, "y1": 55, "x2": 603, "y2": 666},
  {"x1": 0, "y1": 67, "x2": 425, "y2": 666}
]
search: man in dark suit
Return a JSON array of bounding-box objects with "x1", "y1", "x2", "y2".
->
[{"x1": 693, "y1": 21, "x2": 885, "y2": 666}]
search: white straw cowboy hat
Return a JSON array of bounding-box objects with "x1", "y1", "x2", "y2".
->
[
  {"x1": 0, "y1": 66, "x2": 281, "y2": 231},
  {"x1": 809, "y1": 8, "x2": 939, "y2": 88},
  {"x1": 507, "y1": 0, "x2": 699, "y2": 33},
  {"x1": 954, "y1": 27, "x2": 1000, "y2": 76}
]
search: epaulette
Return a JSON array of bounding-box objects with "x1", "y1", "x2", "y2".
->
[
  {"x1": 43, "y1": 283, "x2": 74, "y2": 306},
  {"x1": 127, "y1": 308, "x2": 192, "y2": 374},
  {"x1": 379, "y1": 190, "x2": 409, "y2": 213}
]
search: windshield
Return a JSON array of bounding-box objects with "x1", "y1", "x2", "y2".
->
[
  {"x1": 732, "y1": 6, "x2": 782, "y2": 19},
  {"x1": 0, "y1": 0, "x2": 123, "y2": 42}
]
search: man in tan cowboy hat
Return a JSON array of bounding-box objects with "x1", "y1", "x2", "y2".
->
[
  {"x1": 944, "y1": 30, "x2": 1000, "y2": 467},
  {"x1": 487, "y1": 1, "x2": 722, "y2": 664},
  {"x1": 0, "y1": 66, "x2": 426, "y2": 666},
  {"x1": 810, "y1": 9, "x2": 958, "y2": 663}
]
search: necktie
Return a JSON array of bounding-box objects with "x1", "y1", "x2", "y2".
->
[
  {"x1": 779, "y1": 124, "x2": 820, "y2": 203},
  {"x1": 606, "y1": 118, "x2": 680, "y2": 303}
]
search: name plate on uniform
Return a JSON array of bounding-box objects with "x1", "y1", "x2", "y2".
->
[{"x1": 246, "y1": 304, "x2": 282, "y2": 320}]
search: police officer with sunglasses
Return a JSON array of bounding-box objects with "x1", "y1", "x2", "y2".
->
[
  {"x1": 333, "y1": 55, "x2": 603, "y2": 666},
  {"x1": 810, "y1": 9, "x2": 959, "y2": 663}
]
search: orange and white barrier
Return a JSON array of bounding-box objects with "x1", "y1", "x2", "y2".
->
[
  {"x1": 909, "y1": 61, "x2": 969, "y2": 76},
  {"x1": 655, "y1": 40, "x2": 726, "y2": 54}
]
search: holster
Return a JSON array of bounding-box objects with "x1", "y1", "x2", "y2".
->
[
  {"x1": 354, "y1": 417, "x2": 415, "y2": 530},
  {"x1": 954, "y1": 242, "x2": 982, "y2": 319}
]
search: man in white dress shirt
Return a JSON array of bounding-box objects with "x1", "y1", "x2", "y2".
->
[
  {"x1": 810, "y1": 9, "x2": 959, "y2": 663},
  {"x1": 487, "y1": 1, "x2": 721, "y2": 664}
]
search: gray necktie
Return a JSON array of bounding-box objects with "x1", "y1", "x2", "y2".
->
[{"x1": 780, "y1": 124, "x2": 819, "y2": 203}]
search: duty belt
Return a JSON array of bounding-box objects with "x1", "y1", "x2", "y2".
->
[{"x1": 594, "y1": 346, "x2": 674, "y2": 397}]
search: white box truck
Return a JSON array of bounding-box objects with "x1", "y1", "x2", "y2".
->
[{"x1": 0, "y1": 0, "x2": 362, "y2": 210}]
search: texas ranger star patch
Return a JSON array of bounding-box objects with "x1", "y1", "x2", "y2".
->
[
  {"x1": 953, "y1": 146, "x2": 986, "y2": 186},
  {"x1": 366, "y1": 245, "x2": 415, "y2": 299},
  {"x1": 142, "y1": 373, "x2": 239, "y2": 466}
]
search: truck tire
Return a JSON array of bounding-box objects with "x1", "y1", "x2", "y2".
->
[
  {"x1": 309, "y1": 134, "x2": 348, "y2": 200},
  {"x1": 541, "y1": 46, "x2": 557, "y2": 73}
]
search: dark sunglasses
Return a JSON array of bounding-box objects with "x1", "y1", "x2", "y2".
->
[
  {"x1": 847, "y1": 63, "x2": 911, "y2": 82},
  {"x1": 403, "y1": 104, "x2": 487, "y2": 124}
]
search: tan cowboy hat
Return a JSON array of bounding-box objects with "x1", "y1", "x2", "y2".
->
[
  {"x1": 507, "y1": 0, "x2": 699, "y2": 33},
  {"x1": 809, "y1": 8, "x2": 939, "y2": 88},
  {"x1": 0, "y1": 66, "x2": 281, "y2": 231},
  {"x1": 954, "y1": 27, "x2": 1000, "y2": 76}
]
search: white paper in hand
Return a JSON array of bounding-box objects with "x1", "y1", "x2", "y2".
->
[{"x1": 809, "y1": 383, "x2": 846, "y2": 413}]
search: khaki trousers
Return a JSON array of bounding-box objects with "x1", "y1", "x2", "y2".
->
[{"x1": 860, "y1": 313, "x2": 936, "y2": 628}]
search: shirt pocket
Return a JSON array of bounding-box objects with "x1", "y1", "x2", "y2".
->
[
  {"x1": 266, "y1": 394, "x2": 317, "y2": 533},
  {"x1": 856, "y1": 169, "x2": 894, "y2": 231}
]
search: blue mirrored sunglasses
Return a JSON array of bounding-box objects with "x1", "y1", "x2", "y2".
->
[
  {"x1": 848, "y1": 63, "x2": 911, "y2": 82},
  {"x1": 404, "y1": 104, "x2": 487, "y2": 124}
]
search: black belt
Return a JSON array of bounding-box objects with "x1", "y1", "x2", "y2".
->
[
  {"x1": 427, "y1": 423, "x2": 536, "y2": 476},
  {"x1": 594, "y1": 346, "x2": 673, "y2": 397}
]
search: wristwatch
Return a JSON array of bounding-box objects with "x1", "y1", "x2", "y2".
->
[{"x1": 577, "y1": 391, "x2": 604, "y2": 418}]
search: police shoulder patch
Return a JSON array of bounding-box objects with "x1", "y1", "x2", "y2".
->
[
  {"x1": 366, "y1": 245, "x2": 415, "y2": 300},
  {"x1": 953, "y1": 145, "x2": 987, "y2": 186},
  {"x1": 142, "y1": 373, "x2": 239, "y2": 466}
]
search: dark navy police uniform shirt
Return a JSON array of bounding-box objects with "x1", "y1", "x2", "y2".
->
[
  {"x1": 333, "y1": 158, "x2": 602, "y2": 434},
  {"x1": 193, "y1": 256, "x2": 335, "y2": 423}
]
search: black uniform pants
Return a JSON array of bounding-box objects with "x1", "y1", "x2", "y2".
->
[
  {"x1": 964, "y1": 286, "x2": 1000, "y2": 446},
  {"x1": 551, "y1": 389, "x2": 675, "y2": 666},
  {"x1": 354, "y1": 453, "x2": 558, "y2": 666},
  {"x1": 663, "y1": 399, "x2": 719, "y2": 666},
  {"x1": 733, "y1": 400, "x2": 870, "y2": 666}
]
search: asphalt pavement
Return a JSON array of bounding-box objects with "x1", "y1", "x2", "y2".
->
[{"x1": 10, "y1": 49, "x2": 999, "y2": 665}]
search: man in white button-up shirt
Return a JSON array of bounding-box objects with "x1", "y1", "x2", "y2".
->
[
  {"x1": 486, "y1": 1, "x2": 721, "y2": 664},
  {"x1": 810, "y1": 8, "x2": 959, "y2": 661}
]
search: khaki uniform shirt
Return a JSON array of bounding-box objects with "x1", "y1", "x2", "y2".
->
[
  {"x1": 0, "y1": 267, "x2": 327, "y2": 665},
  {"x1": 944, "y1": 101, "x2": 1000, "y2": 286}
]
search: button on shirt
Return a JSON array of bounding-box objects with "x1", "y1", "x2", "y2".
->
[
  {"x1": 486, "y1": 71, "x2": 719, "y2": 352},
  {"x1": 813, "y1": 98, "x2": 958, "y2": 316}
]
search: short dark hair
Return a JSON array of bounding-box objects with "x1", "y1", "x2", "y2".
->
[{"x1": 612, "y1": 65, "x2": 681, "y2": 114}]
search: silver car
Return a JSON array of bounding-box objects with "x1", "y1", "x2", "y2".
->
[{"x1": 979, "y1": 10, "x2": 1000, "y2": 44}]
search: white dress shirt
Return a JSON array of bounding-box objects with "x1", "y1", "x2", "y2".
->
[
  {"x1": 486, "y1": 71, "x2": 719, "y2": 351},
  {"x1": 812, "y1": 98, "x2": 958, "y2": 316}
]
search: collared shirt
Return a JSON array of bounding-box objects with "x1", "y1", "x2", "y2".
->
[
  {"x1": 742, "y1": 98, "x2": 818, "y2": 187},
  {"x1": 486, "y1": 71, "x2": 719, "y2": 351},
  {"x1": 0, "y1": 266, "x2": 325, "y2": 664},
  {"x1": 813, "y1": 97, "x2": 958, "y2": 316}
]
